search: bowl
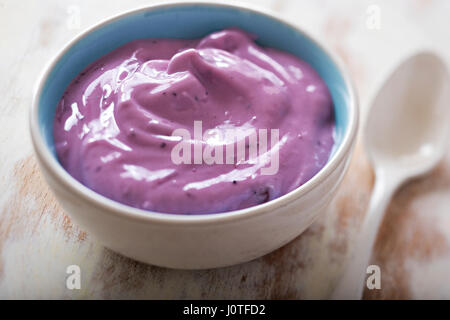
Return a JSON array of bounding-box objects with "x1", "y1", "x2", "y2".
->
[{"x1": 30, "y1": 1, "x2": 358, "y2": 269}]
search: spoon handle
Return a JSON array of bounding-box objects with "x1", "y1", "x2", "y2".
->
[{"x1": 330, "y1": 173, "x2": 397, "y2": 299}]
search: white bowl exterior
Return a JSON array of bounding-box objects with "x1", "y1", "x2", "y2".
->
[{"x1": 35, "y1": 146, "x2": 352, "y2": 269}]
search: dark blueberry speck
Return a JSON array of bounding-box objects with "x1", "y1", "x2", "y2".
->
[{"x1": 160, "y1": 142, "x2": 167, "y2": 148}]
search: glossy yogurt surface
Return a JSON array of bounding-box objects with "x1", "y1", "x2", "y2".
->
[{"x1": 54, "y1": 29, "x2": 335, "y2": 214}]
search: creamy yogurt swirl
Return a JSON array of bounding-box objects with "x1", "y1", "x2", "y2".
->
[{"x1": 54, "y1": 29, "x2": 334, "y2": 214}]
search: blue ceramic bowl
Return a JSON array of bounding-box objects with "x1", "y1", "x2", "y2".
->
[{"x1": 30, "y1": 1, "x2": 358, "y2": 269}]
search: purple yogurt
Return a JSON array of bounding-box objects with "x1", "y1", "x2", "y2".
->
[{"x1": 53, "y1": 29, "x2": 335, "y2": 214}]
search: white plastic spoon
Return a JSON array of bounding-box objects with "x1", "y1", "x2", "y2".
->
[{"x1": 331, "y1": 52, "x2": 450, "y2": 300}]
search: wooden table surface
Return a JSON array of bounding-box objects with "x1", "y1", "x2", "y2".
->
[{"x1": 1, "y1": 0, "x2": 450, "y2": 299}]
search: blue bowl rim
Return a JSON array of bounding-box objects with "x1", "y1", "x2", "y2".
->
[{"x1": 30, "y1": 0, "x2": 359, "y2": 225}]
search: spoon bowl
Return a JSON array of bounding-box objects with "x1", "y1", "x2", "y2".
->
[{"x1": 366, "y1": 52, "x2": 450, "y2": 181}]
